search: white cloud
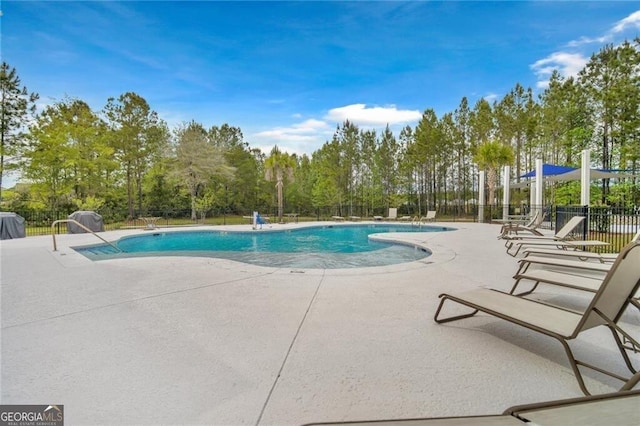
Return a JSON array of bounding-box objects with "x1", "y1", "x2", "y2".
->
[
  {"x1": 534, "y1": 10, "x2": 640, "y2": 88},
  {"x1": 567, "y1": 35, "x2": 611, "y2": 48},
  {"x1": 256, "y1": 119, "x2": 330, "y2": 140},
  {"x1": 324, "y1": 104, "x2": 421, "y2": 127},
  {"x1": 483, "y1": 93, "x2": 499, "y2": 103},
  {"x1": 530, "y1": 52, "x2": 588, "y2": 88},
  {"x1": 612, "y1": 10, "x2": 640, "y2": 33},
  {"x1": 253, "y1": 118, "x2": 334, "y2": 156},
  {"x1": 252, "y1": 105, "x2": 422, "y2": 156}
]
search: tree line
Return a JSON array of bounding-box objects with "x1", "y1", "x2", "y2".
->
[{"x1": 1, "y1": 39, "x2": 639, "y2": 223}]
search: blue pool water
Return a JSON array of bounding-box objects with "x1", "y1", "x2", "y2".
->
[{"x1": 74, "y1": 224, "x2": 453, "y2": 268}]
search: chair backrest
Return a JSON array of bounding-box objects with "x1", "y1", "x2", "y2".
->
[
  {"x1": 426, "y1": 210, "x2": 436, "y2": 220},
  {"x1": 532, "y1": 210, "x2": 545, "y2": 227},
  {"x1": 521, "y1": 211, "x2": 540, "y2": 228},
  {"x1": 579, "y1": 241, "x2": 640, "y2": 332},
  {"x1": 388, "y1": 208, "x2": 397, "y2": 219},
  {"x1": 554, "y1": 216, "x2": 585, "y2": 239}
]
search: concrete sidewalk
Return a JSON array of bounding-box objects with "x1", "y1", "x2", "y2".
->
[{"x1": 1, "y1": 222, "x2": 638, "y2": 425}]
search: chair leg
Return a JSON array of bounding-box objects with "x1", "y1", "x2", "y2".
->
[
  {"x1": 514, "y1": 261, "x2": 530, "y2": 275},
  {"x1": 506, "y1": 244, "x2": 520, "y2": 257},
  {"x1": 608, "y1": 325, "x2": 639, "y2": 374},
  {"x1": 433, "y1": 295, "x2": 479, "y2": 324},
  {"x1": 556, "y1": 338, "x2": 593, "y2": 395},
  {"x1": 509, "y1": 278, "x2": 539, "y2": 296},
  {"x1": 621, "y1": 371, "x2": 640, "y2": 391}
]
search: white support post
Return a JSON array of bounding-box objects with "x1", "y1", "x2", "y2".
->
[
  {"x1": 502, "y1": 165, "x2": 510, "y2": 221},
  {"x1": 478, "y1": 171, "x2": 485, "y2": 223},
  {"x1": 581, "y1": 149, "x2": 590, "y2": 206},
  {"x1": 535, "y1": 159, "x2": 543, "y2": 217}
]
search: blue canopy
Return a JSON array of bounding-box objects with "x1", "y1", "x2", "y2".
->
[{"x1": 520, "y1": 164, "x2": 577, "y2": 178}]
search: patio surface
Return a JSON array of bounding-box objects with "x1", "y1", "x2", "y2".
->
[{"x1": 1, "y1": 221, "x2": 638, "y2": 425}]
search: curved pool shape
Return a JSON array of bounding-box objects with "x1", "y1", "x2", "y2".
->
[{"x1": 74, "y1": 224, "x2": 453, "y2": 269}]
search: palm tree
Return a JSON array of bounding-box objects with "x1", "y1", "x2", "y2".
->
[
  {"x1": 264, "y1": 146, "x2": 296, "y2": 223},
  {"x1": 474, "y1": 140, "x2": 514, "y2": 206}
]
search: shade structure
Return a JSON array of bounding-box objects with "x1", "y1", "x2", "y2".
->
[
  {"x1": 508, "y1": 168, "x2": 634, "y2": 188},
  {"x1": 546, "y1": 168, "x2": 635, "y2": 182},
  {"x1": 520, "y1": 164, "x2": 576, "y2": 178}
]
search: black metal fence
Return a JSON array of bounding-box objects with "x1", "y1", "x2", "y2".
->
[
  {"x1": 554, "y1": 205, "x2": 640, "y2": 252},
  {"x1": 9, "y1": 204, "x2": 639, "y2": 253},
  {"x1": 11, "y1": 204, "x2": 485, "y2": 237}
]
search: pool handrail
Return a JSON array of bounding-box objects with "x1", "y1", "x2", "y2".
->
[{"x1": 51, "y1": 219, "x2": 121, "y2": 252}]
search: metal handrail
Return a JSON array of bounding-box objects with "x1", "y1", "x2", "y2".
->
[{"x1": 51, "y1": 219, "x2": 121, "y2": 252}]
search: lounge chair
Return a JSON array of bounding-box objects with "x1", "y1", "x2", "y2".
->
[
  {"x1": 331, "y1": 215, "x2": 345, "y2": 222},
  {"x1": 523, "y1": 247, "x2": 615, "y2": 263},
  {"x1": 303, "y1": 389, "x2": 640, "y2": 425},
  {"x1": 504, "y1": 217, "x2": 608, "y2": 256},
  {"x1": 503, "y1": 389, "x2": 640, "y2": 425},
  {"x1": 386, "y1": 208, "x2": 398, "y2": 220},
  {"x1": 521, "y1": 230, "x2": 640, "y2": 263},
  {"x1": 434, "y1": 240, "x2": 640, "y2": 395},
  {"x1": 514, "y1": 255, "x2": 612, "y2": 275},
  {"x1": 503, "y1": 215, "x2": 584, "y2": 246},
  {"x1": 509, "y1": 239, "x2": 609, "y2": 258},
  {"x1": 498, "y1": 211, "x2": 544, "y2": 238},
  {"x1": 511, "y1": 266, "x2": 640, "y2": 315},
  {"x1": 424, "y1": 210, "x2": 436, "y2": 222}
]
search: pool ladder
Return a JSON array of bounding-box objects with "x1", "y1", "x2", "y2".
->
[{"x1": 51, "y1": 219, "x2": 121, "y2": 252}]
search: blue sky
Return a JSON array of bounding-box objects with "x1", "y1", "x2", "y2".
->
[{"x1": 3, "y1": 1, "x2": 640, "y2": 159}]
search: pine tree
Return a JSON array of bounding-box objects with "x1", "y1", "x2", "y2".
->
[{"x1": 0, "y1": 62, "x2": 39, "y2": 199}]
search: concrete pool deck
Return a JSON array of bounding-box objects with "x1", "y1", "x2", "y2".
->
[{"x1": 1, "y1": 221, "x2": 638, "y2": 425}]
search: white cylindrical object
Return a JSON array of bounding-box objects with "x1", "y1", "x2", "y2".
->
[
  {"x1": 502, "y1": 165, "x2": 510, "y2": 220},
  {"x1": 478, "y1": 171, "x2": 485, "y2": 223},
  {"x1": 581, "y1": 149, "x2": 590, "y2": 205}
]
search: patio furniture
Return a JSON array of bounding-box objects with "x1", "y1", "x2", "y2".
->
[
  {"x1": 503, "y1": 215, "x2": 584, "y2": 246},
  {"x1": 521, "y1": 230, "x2": 640, "y2": 263},
  {"x1": 386, "y1": 208, "x2": 398, "y2": 220},
  {"x1": 515, "y1": 255, "x2": 612, "y2": 275},
  {"x1": 503, "y1": 217, "x2": 608, "y2": 257},
  {"x1": 303, "y1": 390, "x2": 640, "y2": 425},
  {"x1": 424, "y1": 210, "x2": 436, "y2": 222},
  {"x1": 434, "y1": 240, "x2": 640, "y2": 395},
  {"x1": 498, "y1": 211, "x2": 543, "y2": 238}
]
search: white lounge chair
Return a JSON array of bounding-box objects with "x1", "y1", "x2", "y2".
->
[
  {"x1": 504, "y1": 217, "x2": 608, "y2": 256},
  {"x1": 424, "y1": 210, "x2": 436, "y2": 222},
  {"x1": 503, "y1": 216, "x2": 584, "y2": 245},
  {"x1": 521, "y1": 230, "x2": 640, "y2": 263},
  {"x1": 434, "y1": 240, "x2": 640, "y2": 395},
  {"x1": 514, "y1": 255, "x2": 612, "y2": 275},
  {"x1": 498, "y1": 211, "x2": 544, "y2": 238},
  {"x1": 386, "y1": 208, "x2": 398, "y2": 220}
]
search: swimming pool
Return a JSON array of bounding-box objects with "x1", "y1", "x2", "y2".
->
[{"x1": 74, "y1": 224, "x2": 453, "y2": 268}]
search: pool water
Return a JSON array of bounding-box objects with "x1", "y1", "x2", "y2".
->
[{"x1": 74, "y1": 224, "x2": 453, "y2": 268}]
